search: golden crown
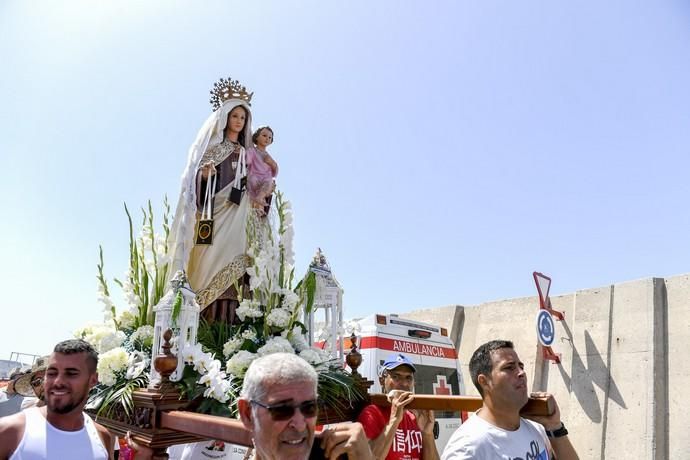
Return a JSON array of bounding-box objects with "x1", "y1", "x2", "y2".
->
[{"x1": 209, "y1": 77, "x2": 253, "y2": 110}]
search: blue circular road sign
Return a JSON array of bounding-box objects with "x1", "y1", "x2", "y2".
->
[{"x1": 536, "y1": 310, "x2": 555, "y2": 347}]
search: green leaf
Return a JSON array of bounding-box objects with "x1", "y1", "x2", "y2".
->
[{"x1": 171, "y1": 291, "x2": 183, "y2": 327}]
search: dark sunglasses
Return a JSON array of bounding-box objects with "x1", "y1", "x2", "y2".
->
[
  {"x1": 30, "y1": 378, "x2": 43, "y2": 388},
  {"x1": 250, "y1": 399, "x2": 318, "y2": 421}
]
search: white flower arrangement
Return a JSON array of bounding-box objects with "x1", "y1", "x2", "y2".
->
[
  {"x1": 86, "y1": 192, "x2": 360, "y2": 419},
  {"x1": 130, "y1": 325, "x2": 154, "y2": 345},
  {"x1": 287, "y1": 326, "x2": 310, "y2": 352},
  {"x1": 257, "y1": 336, "x2": 294, "y2": 356},
  {"x1": 117, "y1": 311, "x2": 136, "y2": 330},
  {"x1": 222, "y1": 337, "x2": 244, "y2": 358},
  {"x1": 299, "y1": 349, "x2": 323, "y2": 365},
  {"x1": 266, "y1": 308, "x2": 291, "y2": 329},
  {"x1": 75, "y1": 323, "x2": 126, "y2": 354},
  {"x1": 226, "y1": 350, "x2": 258, "y2": 378},
  {"x1": 125, "y1": 351, "x2": 149, "y2": 380},
  {"x1": 236, "y1": 299, "x2": 264, "y2": 321},
  {"x1": 97, "y1": 347, "x2": 129, "y2": 386}
]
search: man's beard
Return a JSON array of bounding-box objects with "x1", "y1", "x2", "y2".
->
[{"x1": 48, "y1": 390, "x2": 88, "y2": 414}]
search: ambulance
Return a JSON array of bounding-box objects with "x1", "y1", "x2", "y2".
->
[{"x1": 350, "y1": 313, "x2": 467, "y2": 451}]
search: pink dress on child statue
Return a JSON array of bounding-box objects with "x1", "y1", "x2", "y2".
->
[{"x1": 246, "y1": 146, "x2": 277, "y2": 201}]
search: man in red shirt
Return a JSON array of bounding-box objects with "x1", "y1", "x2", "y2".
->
[{"x1": 357, "y1": 354, "x2": 439, "y2": 460}]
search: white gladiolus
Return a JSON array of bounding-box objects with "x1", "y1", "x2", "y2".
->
[
  {"x1": 97, "y1": 283, "x2": 115, "y2": 322},
  {"x1": 120, "y1": 269, "x2": 141, "y2": 309}
]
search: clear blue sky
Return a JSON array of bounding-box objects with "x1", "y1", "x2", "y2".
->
[{"x1": 2, "y1": 1, "x2": 689, "y2": 358}]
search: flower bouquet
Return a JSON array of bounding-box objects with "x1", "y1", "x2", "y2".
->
[{"x1": 82, "y1": 192, "x2": 364, "y2": 422}]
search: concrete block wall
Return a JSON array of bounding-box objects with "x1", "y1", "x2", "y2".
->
[{"x1": 401, "y1": 273, "x2": 688, "y2": 459}]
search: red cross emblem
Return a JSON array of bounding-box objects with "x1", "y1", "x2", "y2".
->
[{"x1": 432, "y1": 375, "x2": 451, "y2": 395}]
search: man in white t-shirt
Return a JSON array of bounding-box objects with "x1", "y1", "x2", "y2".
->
[
  {"x1": 442, "y1": 340, "x2": 579, "y2": 460},
  {"x1": 0, "y1": 340, "x2": 117, "y2": 460}
]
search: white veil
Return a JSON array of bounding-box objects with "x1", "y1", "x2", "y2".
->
[{"x1": 167, "y1": 99, "x2": 253, "y2": 280}]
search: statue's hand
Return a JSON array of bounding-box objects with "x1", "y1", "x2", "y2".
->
[{"x1": 201, "y1": 162, "x2": 216, "y2": 179}]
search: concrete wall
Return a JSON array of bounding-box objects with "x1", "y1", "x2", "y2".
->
[{"x1": 401, "y1": 273, "x2": 689, "y2": 459}]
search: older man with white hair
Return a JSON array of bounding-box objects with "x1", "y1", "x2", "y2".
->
[{"x1": 238, "y1": 352, "x2": 374, "y2": 460}]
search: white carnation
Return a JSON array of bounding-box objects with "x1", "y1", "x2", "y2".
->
[
  {"x1": 236, "y1": 299, "x2": 263, "y2": 322},
  {"x1": 266, "y1": 308, "x2": 291, "y2": 329},
  {"x1": 130, "y1": 325, "x2": 154, "y2": 346},
  {"x1": 98, "y1": 347, "x2": 129, "y2": 386},
  {"x1": 299, "y1": 349, "x2": 323, "y2": 365},
  {"x1": 241, "y1": 329, "x2": 257, "y2": 341},
  {"x1": 281, "y1": 291, "x2": 300, "y2": 311},
  {"x1": 226, "y1": 350, "x2": 257, "y2": 377},
  {"x1": 99, "y1": 330, "x2": 127, "y2": 354},
  {"x1": 258, "y1": 337, "x2": 294, "y2": 356},
  {"x1": 288, "y1": 327, "x2": 310, "y2": 352},
  {"x1": 222, "y1": 337, "x2": 244, "y2": 358},
  {"x1": 76, "y1": 323, "x2": 126, "y2": 354}
]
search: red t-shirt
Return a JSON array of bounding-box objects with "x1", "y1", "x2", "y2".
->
[{"x1": 357, "y1": 404, "x2": 424, "y2": 460}]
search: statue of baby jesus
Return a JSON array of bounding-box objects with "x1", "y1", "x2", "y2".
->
[{"x1": 246, "y1": 126, "x2": 279, "y2": 215}]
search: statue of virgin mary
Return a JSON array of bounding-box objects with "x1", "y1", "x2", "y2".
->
[{"x1": 167, "y1": 78, "x2": 255, "y2": 322}]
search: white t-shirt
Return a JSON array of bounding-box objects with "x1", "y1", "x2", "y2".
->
[
  {"x1": 442, "y1": 412, "x2": 552, "y2": 460},
  {"x1": 9, "y1": 407, "x2": 108, "y2": 460}
]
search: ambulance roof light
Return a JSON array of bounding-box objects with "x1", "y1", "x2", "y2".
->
[{"x1": 376, "y1": 314, "x2": 387, "y2": 325}]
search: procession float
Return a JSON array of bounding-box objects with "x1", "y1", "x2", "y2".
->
[{"x1": 78, "y1": 77, "x2": 552, "y2": 458}]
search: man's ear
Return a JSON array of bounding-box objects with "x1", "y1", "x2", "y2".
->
[
  {"x1": 238, "y1": 399, "x2": 252, "y2": 429},
  {"x1": 477, "y1": 374, "x2": 491, "y2": 394},
  {"x1": 90, "y1": 372, "x2": 99, "y2": 389}
]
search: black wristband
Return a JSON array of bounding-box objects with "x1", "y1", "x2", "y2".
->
[{"x1": 545, "y1": 422, "x2": 568, "y2": 438}]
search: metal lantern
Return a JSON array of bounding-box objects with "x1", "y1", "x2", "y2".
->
[
  {"x1": 149, "y1": 270, "x2": 200, "y2": 387},
  {"x1": 305, "y1": 249, "x2": 344, "y2": 358}
]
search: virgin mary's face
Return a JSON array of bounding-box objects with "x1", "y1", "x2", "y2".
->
[{"x1": 227, "y1": 106, "x2": 247, "y2": 135}]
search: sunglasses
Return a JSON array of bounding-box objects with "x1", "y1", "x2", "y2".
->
[
  {"x1": 30, "y1": 378, "x2": 43, "y2": 388},
  {"x1": 250, "y1": 399, "x2": 318, "y2": 421}
]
